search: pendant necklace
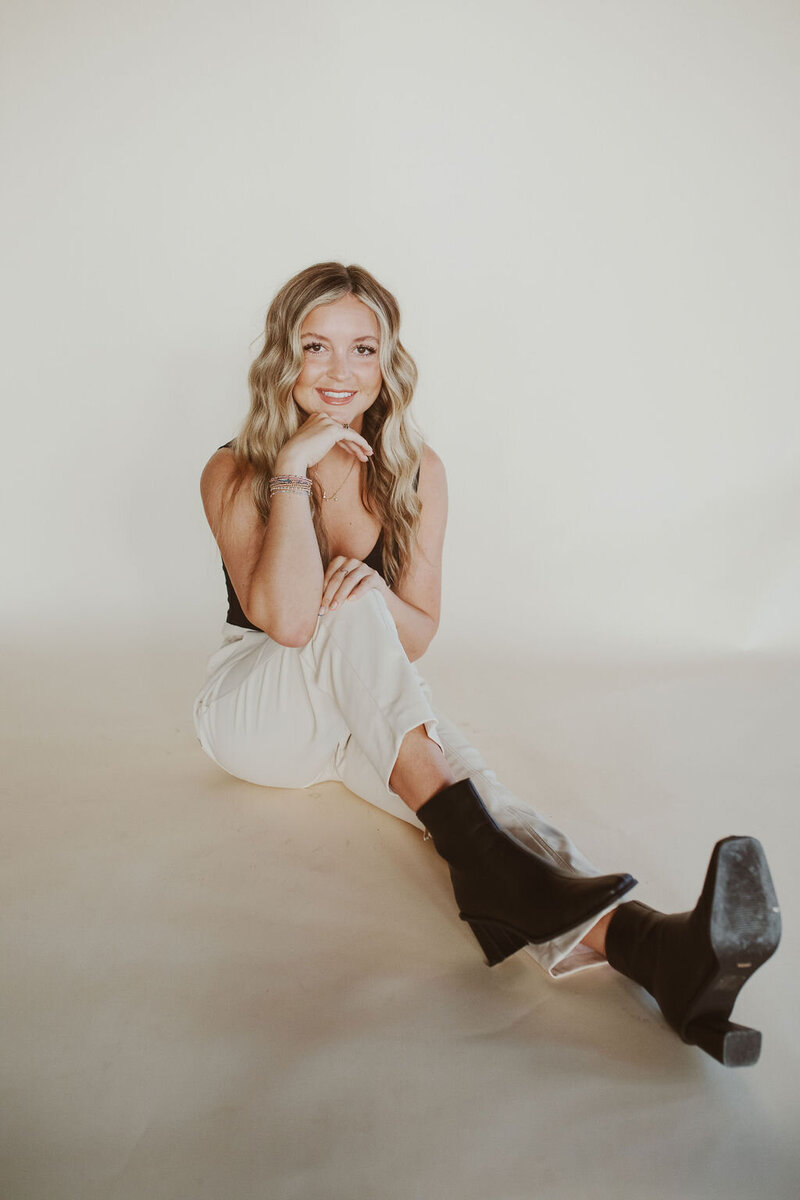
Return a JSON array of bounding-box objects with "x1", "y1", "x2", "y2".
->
[
  {"x1": 314, "y1": 421, "x2": 355, "y2": 502},
  {"x1": 315, "y1": 457, "x2": 355, "y2": 502}
]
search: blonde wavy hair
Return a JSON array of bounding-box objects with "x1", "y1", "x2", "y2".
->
[{"x1": 221, "y1": 261, "x2": 427, "y2": 590}]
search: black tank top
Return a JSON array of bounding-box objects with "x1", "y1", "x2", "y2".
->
[{"x1": 215, "y1": 441, "x2": 420, "y2": 631}]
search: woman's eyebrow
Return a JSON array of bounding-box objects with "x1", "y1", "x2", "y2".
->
[{"x1": 301, "y1": 332, "x2": 379, "y2": 342}]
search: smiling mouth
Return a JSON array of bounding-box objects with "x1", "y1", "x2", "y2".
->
[{"x1": 317, "y1": 389, "x2": 356, "y2": 402}]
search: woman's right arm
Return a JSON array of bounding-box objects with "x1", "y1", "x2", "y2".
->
[
  {"x1": 200, "y1": 447, "x2": 321, "y2": 645},
  {"x1": 245, "y1": 444, "x2": 324, "y2": 645},
  {"x1": 200, "y1": 417, "x2": 373, "y2": 645}
]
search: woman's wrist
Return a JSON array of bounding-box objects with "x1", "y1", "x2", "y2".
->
[{"x1": 274, "y1": 453, "x2": 308, "y2": 477}]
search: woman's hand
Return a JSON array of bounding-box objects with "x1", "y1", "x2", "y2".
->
[
  {"x1": 277, "y1": 412, "x2": 374, "y2": 473},
  {"x1": 318, "y1": 556, "x2": 388, "y2": 614}
]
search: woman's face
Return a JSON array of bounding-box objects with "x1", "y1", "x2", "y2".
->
[{"x1": 293, "y1": 294, "x2": 382, "y2": 434}]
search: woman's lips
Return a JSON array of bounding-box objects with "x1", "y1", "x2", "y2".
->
[{"x1": 317, "y1": 388, "x2": 356, "y2": 405}]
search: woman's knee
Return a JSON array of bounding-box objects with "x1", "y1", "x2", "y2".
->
[{"x1": 313, "y1": 586, "x2": 397, "y2": 641}]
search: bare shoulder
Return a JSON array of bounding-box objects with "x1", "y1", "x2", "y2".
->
[
  {"x1": 420, "y1": 441, "x2": 446, "y2": 480},
  {"x1": 200, "y1": 444, "x2": 239, "y2": 498},
  {"x1": 199, "y1": 446, "x2": 265, "y2": 625},
  {"x1": 200, "y1": 447, "x2": 255, "y2": 534},
  {"x1": 417, "y1": 443, "x2": 448, "y2": 539}
]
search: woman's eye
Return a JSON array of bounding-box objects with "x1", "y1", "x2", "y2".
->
[{"x1": 302, "y1": 342, "x2": 377, "y2": 355}]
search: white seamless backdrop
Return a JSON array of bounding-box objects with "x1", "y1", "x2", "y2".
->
[
  {"x1": 1, "y1": 0, "x2": 798, "y2": 657},
  {"x1": 3, "y1": 6, "x2": 800, "y2": 1198}
]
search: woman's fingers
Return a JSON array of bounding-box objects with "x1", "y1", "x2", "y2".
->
[
  {"x1": 319, "y1": 558, "x2": 353, "y2": 611},
  {"x1": 319, "y1": 559, "x2": 375, "y2": 613}
]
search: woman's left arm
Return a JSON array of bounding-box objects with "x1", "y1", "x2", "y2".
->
[
  {"x1": 380, "y1": 588, "x2": 437, "y2": 663},
  {"x1": 380, "y1": 445, "x2": 448, "y2": 662}
]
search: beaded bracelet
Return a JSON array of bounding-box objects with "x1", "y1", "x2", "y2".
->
[{"x1": 268, "y1": 473, "x2": 312, "y2": 498}]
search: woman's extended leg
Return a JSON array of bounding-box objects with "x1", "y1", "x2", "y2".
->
[{"x1": 601, "y1": 838, "x2": 781, "y2": 1066}]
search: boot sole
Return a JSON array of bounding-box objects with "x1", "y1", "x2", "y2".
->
[{"x1": 682, "y1": 836, "x2": 781, "y2": 1066}]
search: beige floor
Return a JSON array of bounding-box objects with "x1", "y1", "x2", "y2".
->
[{"x1": 3, "y1": 631, "x2": 798, "y2": 1200}]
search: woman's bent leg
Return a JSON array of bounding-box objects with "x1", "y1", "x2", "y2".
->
[
  {"x1": 296, "y1": 589, "x2": 448, "y2": 825},
  {"x1": 314, "y1": 591, "x2": 635, "y2": 978}
]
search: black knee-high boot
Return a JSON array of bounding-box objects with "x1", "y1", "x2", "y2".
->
[
  {"x1": 415, "y1": 776, "x2": 637, "y2": 965},
  {"x1": 604, "y1": 836, "x2": 781, "y2": 1067}
]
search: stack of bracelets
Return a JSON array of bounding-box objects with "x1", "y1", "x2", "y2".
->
[{"x1": 268, "y1": 473, "x2": 312, "y2": 498}]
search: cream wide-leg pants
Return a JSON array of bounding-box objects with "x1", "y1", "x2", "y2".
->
[{"x1": 192, "y1": 588, "x2": 631, "y2": 977}]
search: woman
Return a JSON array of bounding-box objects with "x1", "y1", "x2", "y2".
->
[{"x1": 193, "y1": 261, "x2": 781, "y2": 1068}]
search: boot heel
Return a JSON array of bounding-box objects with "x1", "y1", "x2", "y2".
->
[
  {"x1": 684, "y1": 1015, "x2": 762, "y2": 1067},
  {"x1": 461, "y1": 914, "x2": 530, "y2": 966}
]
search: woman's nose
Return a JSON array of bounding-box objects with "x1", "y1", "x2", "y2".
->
[{"x1": 328, "y1": 350, "x2": 353, "y2": 379}]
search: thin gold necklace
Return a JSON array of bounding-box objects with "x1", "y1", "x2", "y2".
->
[{"x1": 312, "y1": 456, "x2": 357, "y2": 502}]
